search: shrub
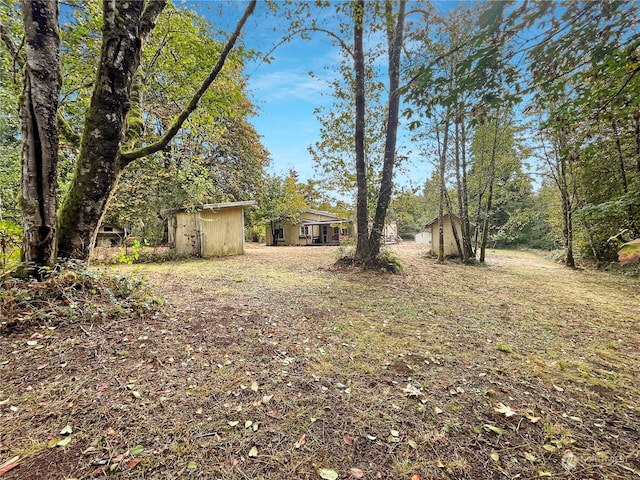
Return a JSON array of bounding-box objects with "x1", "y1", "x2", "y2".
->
[{"x1": 0, "y1": 260, "x2": 162, "y2": 334}]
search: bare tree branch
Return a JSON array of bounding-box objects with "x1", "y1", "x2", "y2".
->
[{"x1": 119, "y1": 0, "x2": 256, "y2": 166}]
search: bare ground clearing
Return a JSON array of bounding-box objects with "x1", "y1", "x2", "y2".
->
[{"x1": 1, "y1": 242, "x2": 639, "y2": 479}]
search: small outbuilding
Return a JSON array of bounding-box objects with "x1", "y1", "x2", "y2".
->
[
  {"x1": 371, "y1": 219, "x2": 401, "y2": 244},
  {"x1": 95, "y1": 223, "x2": 127, "y2": 248},
  {"x1": 165, "y1": 201, "x2": 256, "y2": 257},
  {"x1": 414, "y1": 230, "x2": 432, "y2": 245},
  {"x1": 266, "y1": 209, "x2": 352, "y2": 246},
  {"x1": 423, "y1": 213, "x2": 463, "y2": 257}
]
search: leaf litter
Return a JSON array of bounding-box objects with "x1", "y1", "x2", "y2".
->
[{"x1": 0, "y1": 244, "x2": 639, "y2": 479}]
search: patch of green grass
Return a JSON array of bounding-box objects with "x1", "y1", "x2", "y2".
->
[{"x1": 2, "y1": 244, "x2": 639, "y2": 479}]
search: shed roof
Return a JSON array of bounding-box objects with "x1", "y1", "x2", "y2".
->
[
  {"x1": 424, "y1": 213, "x2": 461, "y2": 229},
  {"x1": 162, "y1": 201, "x2": 256, "y2": 217},
  {"x1": 201, "y1": 201, "x2": 256, "y2": 210}
]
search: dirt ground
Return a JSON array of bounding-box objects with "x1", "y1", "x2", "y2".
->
[{"x1": 1, "y1": 242, "x2": 639, "y2": 479}]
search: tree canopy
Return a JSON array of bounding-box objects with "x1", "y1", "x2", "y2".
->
[{"x1": 1, "y1": 0, "x2": 260, "y2": 270}]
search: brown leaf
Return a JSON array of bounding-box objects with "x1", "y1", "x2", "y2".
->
[
  {"x1": 111, "y1": 451, "x2": 129, "y2": 463},
  {"x1": 0, "y1": 456, "x2": 20, "y2": 476},
  {"x1": 125, "y1": 458, "x2": 142, "y2": 469},
  {"x1": 343, "y1": 434, "x2": 354, "y2": 445},
  {"x1": 349, "y1": 467, "x2": 364, "y2": 478},
  {"x1": 298, "y1": 434, "x2": 307, "y2": 446},
  {"x1": 411, "y1": 475, "x2": 421, "y2": 480}
]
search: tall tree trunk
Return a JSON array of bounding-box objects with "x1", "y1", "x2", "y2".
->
[
  {"x1": 56, "y1": 0, "x2": 255, "y2": 261},
  {"x1": 479, "y1": 115, "x2": 500, "y2": 263},
  {"x1": 560, "y1": 188, "x2": 575, "y2": 267},
  {"x1": 459, "y1": 116, "x2": 474, "y2": 258},
  {"x1": 436, "y1": 115, "x2": 450, "y2": 263},
  {"x1": 544, "y1": 122, "x2": 577, "y2": 268},
  {"x1": 454, "y1": 119, "x2": 465, "y2": 259},
  {"x1": 611, "y1": 117, "x2": 638, "y2": 235},
  {"x1": 366, "y1": 0, "x2": 406, "y2": 262},
  {"x1": 634, "y1": 113, "x2": 640, "y2": 174},
  {"x1": 353, "y1": 0, "x2": 369, "y2": 261},
  {"x1": 559, "y1": 151, "x2": 576, "y2": 268},
  {"x1": 479, "y1": 170, "x2": 494, "y2": 262},
  {"x1": 19, "y1": 0, "x2": 61, "y2": 272},
  {"x1": 56, "y1": 1, "x2": 163, "y2": 260},
  {"x1": 454, "y1": 115, "x2": 472, "y2": 261},
  {"x1": 472, "y1": 122, "x2": 488, "y2": 254}
]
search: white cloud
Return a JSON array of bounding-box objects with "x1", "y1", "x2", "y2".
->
[{"x1": 249, "y1": 69, "x2": 331, "y2": 103}]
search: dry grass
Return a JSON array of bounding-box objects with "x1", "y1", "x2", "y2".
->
[{"x1": 1, "y1": 242, "x2": 639, "y2": 479}]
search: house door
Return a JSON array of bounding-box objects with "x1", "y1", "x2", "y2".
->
[{"x1": 322, "y1": 225, "x2": 328, "y2": 243}]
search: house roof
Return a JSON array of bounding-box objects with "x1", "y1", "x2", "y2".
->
[
  {"x1": 299, "y1": 218, "x2": 352, "y2": 226},
  {"x1": 303, "y1": 208, "x2": 339, "y2": 218},
  {"x1": 162, "y1": 201, "x2": 256, "y2": 217},
  {"x1": 424, "y1": 213, "x2": 461, "y2": 228},
  {"x1": 298, "y1": 209, "x2": 353, "y2": 225}
]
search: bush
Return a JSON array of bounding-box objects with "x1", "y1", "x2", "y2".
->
[
  {"x1": 376, "y1": 248, "x2": 404, "y2": 274},
  {"x1": 0, "y1": 221, "x2": 22, "y2": 274},
  {"x1": 0, "y1": 260, "x2": 162, "y2": 334},
  {"x1": 333, "y1": 242, "x2": 403, "y2": 274}
]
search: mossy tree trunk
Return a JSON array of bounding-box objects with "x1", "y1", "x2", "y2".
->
[
  {"x1": 56, "y1": 0, "x2": 256, "y2": 261},
  {"x1": 56, "y1": 1, "x2": 166, "y2": 260},
  {"x1": 19, "y1": 0, "x2": 61, "y2": 272}
]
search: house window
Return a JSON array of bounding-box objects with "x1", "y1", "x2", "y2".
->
[
  {"x1": 340, "y1": 227, "x2": 349, "y2": 236},
  {"x1": 275, "y1": 228, "x2": 284, "y2": 240},
  {"x1": 299, "y1": 225, "x2": 310, "y2": 238},
  {"x1": 104, "y1": 226, "x2": 113, "y2": 232}
]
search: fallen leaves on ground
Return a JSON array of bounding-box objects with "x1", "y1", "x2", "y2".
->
[{"x1": 1, "y1": 244, "x2": 639, "y2": 479}]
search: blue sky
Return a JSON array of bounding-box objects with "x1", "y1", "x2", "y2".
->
[
  {"x1": 190, "y1": 1, "x2": 344, "y2": 182},
  {"x1": 243, "y1": 29, "x2": 339, "y2": 182},
  {"x1": 191, "y1": 1, "x2": 463, "y2": 198}
]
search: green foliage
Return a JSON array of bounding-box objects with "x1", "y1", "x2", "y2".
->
[
  {"x1": 376, "y1": 248, "x2": 404, "y2": 274},
  {"x1": 405, "y1": 0, "x2": 639, "y2": 265},
  {"x1": 517, "y1": 2, "x2": 639, "y2": 263},
  {"x1": 1, "y1": 0, "x2": 266, "y2": 256},
  {"x1": 117, "y1": 239, "x2": 141, "y2": 265},
  {"x1": 0, "y1": 9, "x2": 22, "y2": 226},
  {"x1": 306, "y1": 0, "x2": 412, "y2": 221},
  {"x1": 253, "y1": 172, "x2": 309, "y2": 244},
  {"x1": 390, "y1": 190, "x2": 434, "y2": 240},
  {"x1": 99, "y1": 4, "x2": 268, "y2": 244},
  {"x1": 0, "y1": 260, "x2": 161, "y2": 332},
  {"x1": 0, "y1": 220, "x2": 22, "y2": 273},
  {"x1": 334, "y1": 235, "x2": 356, "y2": 260}
]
